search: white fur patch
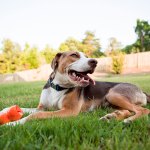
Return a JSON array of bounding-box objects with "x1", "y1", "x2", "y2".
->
[
  {"x1": 6, "y1": 116, "x2": 28, "y2": 126},
  {"x1": 135, "y1": 93, "x2": 147, "y2": 106},
  {"x1": 69, "y1": 52, "x2": 92, "y2": 72},
  {"x1": 0, "y1": 107, "x2": 10, "y2": 114},
  {"x1": 88, "y1": 104, "x2": 96, "y2": 112},
  {"x1": 21, "y1": 108, "x2": 39, "y2": 114},
  {"x1": 39, "y1": 87, "x2": 67, "y2": 109}
]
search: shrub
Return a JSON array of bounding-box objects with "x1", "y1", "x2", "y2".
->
[
  {"x1": 0, "y1": 54, "x2": 7, "y2": 74},
  {"x1": 111, "y1": 50, "x2": 124, "y2": 74},
  {"x1": 41, "y1": 45, "x2": 57, "y2": 63},
  {"x1": 25, "y1": 47, "x2": 41, "y2": 69}
]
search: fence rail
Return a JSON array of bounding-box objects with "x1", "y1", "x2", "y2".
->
[{"x1": 95, "y1": 51, "x2": 150, "y2": 74}]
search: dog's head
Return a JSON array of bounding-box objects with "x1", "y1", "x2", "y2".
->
[{"x1": 51, "y1": 51, "x2": 97, "y2": 87}]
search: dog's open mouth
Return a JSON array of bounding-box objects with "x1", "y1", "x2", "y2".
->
[{"x1": 68, "y1": 69, "x2": 95, "y2": 86}]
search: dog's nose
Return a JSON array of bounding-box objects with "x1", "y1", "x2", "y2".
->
[{"x1": 88, "y1": 59, "x2": 98, "y2": 67}]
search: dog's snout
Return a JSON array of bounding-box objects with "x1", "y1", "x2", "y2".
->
[{"x1": 88, "y1": 59, "x2": 97, "y2": 67}]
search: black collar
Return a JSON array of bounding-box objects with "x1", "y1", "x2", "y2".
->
[{"x1": 48, "y1": 79, "x2": 68, "y2": 91}]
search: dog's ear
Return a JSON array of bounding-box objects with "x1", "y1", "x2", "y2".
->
[{"x1": 51, "y1": 52, "x2": 62, "y2": 70}]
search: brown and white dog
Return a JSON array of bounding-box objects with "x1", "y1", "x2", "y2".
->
[{"x1": 6, "y1": 51, "x2": 150, "y2": 125}]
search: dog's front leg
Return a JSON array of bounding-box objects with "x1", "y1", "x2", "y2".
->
[
  {"x1": 5, "y1": 108, "x2": 79, "y2": 126},
  {"x1": 5, "y1": 107, "x2": 44, "y2": 126},
  {"x1": 21, "y1": 108, "x2": 40, "y2": 114},
  {"x1": 5, "y1": 116, "x2": 29, "y2": 126},
  {"x1": 27, "y1": 108, "x2": 79, "y2": 121}
]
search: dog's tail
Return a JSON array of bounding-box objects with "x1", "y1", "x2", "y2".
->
[{"x1": 144, "y1": 92, "x2": 150, "y2": 103}]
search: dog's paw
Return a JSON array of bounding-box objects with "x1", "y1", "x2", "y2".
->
[
  {"x1": 123, "y1": 118, "x2": 132, "y2": 124},
  {"x1": 5, "y1": 116, "x2": 28, "y2": 126},
  {"x1": 5, "y1": 121, "x2": 19, "y2": 126},
  {"x1": 99, "y1": 114, "x2": 115, "y2": 122},
  {"x1": 99, "y1": 116, "x2": 110, "y2": 122}
]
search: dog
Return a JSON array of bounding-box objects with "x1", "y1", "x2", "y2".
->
[{"x1": 5, "y1": 51, "x2": 150, "y2": 126}]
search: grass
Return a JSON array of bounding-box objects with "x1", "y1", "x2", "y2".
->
[{"x1": 0, "y1": 74, "x2": 150, "y2": 150}]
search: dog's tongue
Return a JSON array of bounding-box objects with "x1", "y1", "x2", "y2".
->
[
  {"x1": 79, "y1": 74, "x2": 95, "y2": 85},
  {"x1": 88, "y1": 76, "x2": 95, "y2": 85}
]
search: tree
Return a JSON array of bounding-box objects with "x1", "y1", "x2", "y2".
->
[
  {"x1": 58, "y1": 31, "x2": 103, "y2": 57},
  {"x1": 23, "y1": 45, "x2": 41, "y2": 69},
  {"x1": 0, "y1": 39, "x2": 22, "y2": 73},
  {"x1": 104, "y1": 38, "x2": 124, "y2": 74},
  {"x1": 122, "y1": 20, "x2": 150, "y2": 54},
  {"x1": 0, "y1": 54, "x2": 7, "y2": 74},
  {"x1": 135, "y1": 19, "x2": 150, "y2": 52},
  {"x1": 2, "y1": 39, "x2": 14, "y2": 53},
  {"x1": 41, "y1": 45, "x2": 57, "y2": 63},
  {"x1": 105, "y1": 37, "x2": 122, "y2": 56},
  {"x1": 81, "y1": 31, "x2": 102, "y2": 57},
  {"x1": 59, "y1": 38, "x2": 81, "y2": 52}
]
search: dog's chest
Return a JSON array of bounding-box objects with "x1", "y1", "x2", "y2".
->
[{"x1": 40, "y1": 87, "x2": 67, "y2": 109}]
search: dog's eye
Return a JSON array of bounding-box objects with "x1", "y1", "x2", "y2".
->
[{"x1": 70, "y1": 53, "x2": 78, "y2": 58}]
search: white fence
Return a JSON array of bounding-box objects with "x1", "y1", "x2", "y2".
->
[{"x1": 95, "y1": 51, "x2": 150, "y2": 74}]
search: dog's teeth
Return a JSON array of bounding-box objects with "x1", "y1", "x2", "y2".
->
[
  {"x1": 72, "y1": 72, "x2": 76, "y2": 76},
  {"x1": 77, "y1": 76, "x2": 81, "y2": 81}
]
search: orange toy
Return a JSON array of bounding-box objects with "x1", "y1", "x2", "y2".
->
[{"x1": 0, "y1": 105, "x2": 23, "y2": 125}]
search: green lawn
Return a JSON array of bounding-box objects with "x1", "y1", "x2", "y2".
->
[{"x1": 0, "y1": 74, "x2": 150, "y2": 150}]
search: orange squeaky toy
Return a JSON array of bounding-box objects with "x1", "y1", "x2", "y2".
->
[{"x1": 0, "y1": 105, "x2": 23, "y2": 125}]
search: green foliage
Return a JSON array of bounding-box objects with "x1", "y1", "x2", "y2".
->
[
  {"x1": 105, "y1": 38, "x2": 124, "y2": 74},
  {"x1": 59, "y1": 31, "x2": 103, "y2": 57},
  {"x1": 0, "y1": 40, "x2": 42, "y2": 74},
  {"x1": 0, "y1": 31, "x2": 103, "y2": 74},
  {"x1": 24, "y1": 47, "x2": 41, "y2": 69},
  {"x1": 123, "y1": 19, "x2": 150, "y2": 54},
  {"x1": 41, "y1": 45, "x2": 57, "y2": 63},
  {"x1": 0, "y1": 20, "x2": 149, "y2": 74},
  {"x1": 111, "y1": 50, "x2": 125, "y2": 74},
  {"x1": 0, "y1": 39, "x2": 23, "y2": 73},
  {"x1": 81, "y1": 31, "x2": 102, "y2": 57},
  {"x1": 135, "y1": 19, "x2": 150, "y2": 52},
  {"x1": 2, "y1": 39, "x2": 14, "y2": 53},
  {"x1": 105, "y1": 37, "x2": 122, "y2": 56},
  {"x1": 59, "y1": 37, "x2": 81, "y2": 52},
  {"x1": 92, "y1": 49, "x2": 105, "y2": 58},
  {"x1": 122, "y1": 45, "x2": 133, "y2": 54},
  {"x1": 0, "y1": 75, "x2": 150, "y2": 149},
  {"x1": 0, "y1": 54, "x2": 7, "y2": 74}
]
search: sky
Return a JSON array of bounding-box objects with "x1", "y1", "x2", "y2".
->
[{"x1": 0, "y1": 0, "x2": 150, "y2": 51}]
